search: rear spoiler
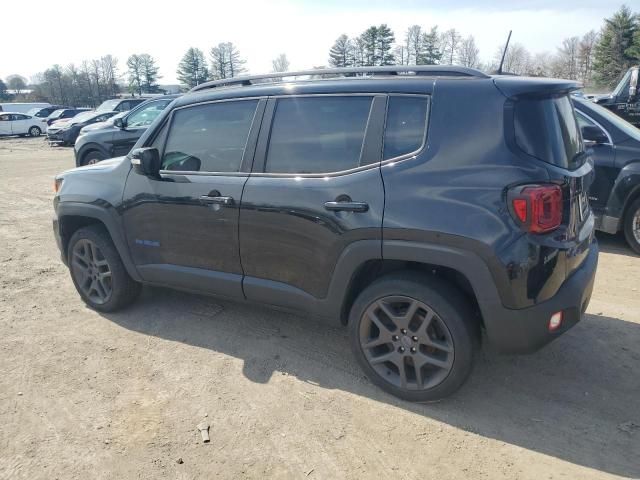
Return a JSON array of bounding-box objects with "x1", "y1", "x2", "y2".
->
[{"x1": 493, "y1": 77, "x2": 582, "y2": 99}]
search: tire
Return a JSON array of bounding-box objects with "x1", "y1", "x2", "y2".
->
[
  {"x1": 28, "y1": 126, "x2": 41, "y2": 137},
  {"x1": 348, "y1": 272, "x2": 479, "y2": 402},
  {"x1": 82, "y1": 150, "x2": 106, "y2": 166},
  {"x1": 67, "y1": 225, "x2": 141, "y2": 312},
  {"x1": 623, "y1": 197, "x2": 640, "y2": 255}
]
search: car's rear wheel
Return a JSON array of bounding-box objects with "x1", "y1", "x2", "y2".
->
[
  {"x1": 349, "y1": 273, "x2": 478, "y2": 402},
  {"x1": 28, "y1": 126, "x2": 41, "y2": 137},
  {"x1": 623, "y1": 197, "x2": 640, "y2": 255},
  {"x1": 67, "y1": 225, "x2": 141, "y2": 312},
  {"x1": 82, "y1": 151, "x2": 106, "y2": 166}
]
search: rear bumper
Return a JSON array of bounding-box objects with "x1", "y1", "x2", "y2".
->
[{"x1": 485, "y1": 239, "x2": 598, "y2": 354}]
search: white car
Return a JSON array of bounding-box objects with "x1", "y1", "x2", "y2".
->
[{"x1": 0, "y1": 112, "x2": 48, "y2": 137}]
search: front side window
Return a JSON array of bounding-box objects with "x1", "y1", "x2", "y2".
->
[
  {"x1": 161, "y1": 100, "x2": 258, "y2": 173},
  {"x1": 383, "y1": 96, "x2": 429, "y2": 160},
  {"x1": 514, "y1": 95, "x2": 584, "y2": 169},
  {"x1": 265, "y1": 96, "x2": 373, "y2": 174},
  {"x1": 127, "y1": 100, "x2": 170, "y2": 128}
]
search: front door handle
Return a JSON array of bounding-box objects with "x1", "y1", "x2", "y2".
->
[
  {"x1": 324, "y1": 201, "x2": 369, "y2": 212},
  {"x1": 199, "y1": 195, "x2": 234, "y2": 206}
]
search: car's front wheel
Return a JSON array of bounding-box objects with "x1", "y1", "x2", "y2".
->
[
  {"x1": 67, "y1": 225, "x2": 141, "y2": 312},
  {"x1": 349, "y1": 273, "x2": 478, "y2": 402},
  {"x1": 623, "y1": 197, "x2": 640, "y2": 255},
  {"x1": 28, "y1": 126, "x2": 41, "y2": 137},
  {"x1": 82, "y1": 151, "x2": 106, "y2": 166}
]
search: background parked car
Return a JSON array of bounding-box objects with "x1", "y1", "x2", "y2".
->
[
  {"x1": 95, "y1": 98, "x2": 147, "y2": 113},
  {"x1": 574, "y1": 97, "x2": 640, "y2": 253},
  {"x1": 0, "y1": 112, "x2": 48, "y2": 137},
  {"x1": 75, "y1": 95, "x2": 179, "y2": 165},
  {"x1": 0, "y1": 102, "x2": 51, "y2": 114},
  {"x1": 47, "y1": 111, "x2": 118, "y2": 146},
  {"x1": 27, "y1": 105, "x2": 68, "y2": 119},
  {"x1": 46, "y1": 108, "x2": 92, "y2": 126}
]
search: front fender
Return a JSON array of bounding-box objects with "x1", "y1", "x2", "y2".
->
[
  {"x1": 605, "y1": 162, "x2": 640, "y2": 225},
  {"x1": 56, "y1": 201, "x2": 141, "y2": 282}
]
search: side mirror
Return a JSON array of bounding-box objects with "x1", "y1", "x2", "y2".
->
[
  {"x1": 114, "y1": 117, "x2": 126, "y2": 129},
  {"x1": 581, "y1": 125, "x2": 608, "y2": 145},
  {"x1": 130, "y1": 148, "x2": 161, "y2": 177}
]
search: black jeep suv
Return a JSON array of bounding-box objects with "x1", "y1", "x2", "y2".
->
[{"x1": 52, "y1": 66, "x2": 598, "y2": 401}]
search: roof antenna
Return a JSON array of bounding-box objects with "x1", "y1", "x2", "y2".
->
[{"x1": 496, "y1": 30, "x2": 512, "y2": 75}]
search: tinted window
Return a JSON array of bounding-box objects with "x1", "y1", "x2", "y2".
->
[
  {"x1": 514, "y1": 95, "x2": 584, "y2": 169},
  {"x1": 265, "y1": 96, "x2": 372, "y2": 173},
  {"x1": 383, "y1": 96, "x2": 428, "y2": 160},
  {"x1": 161, "y1": 100, "x2": 258, "y2": 172}
]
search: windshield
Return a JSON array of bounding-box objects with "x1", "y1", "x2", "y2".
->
[
  {"x1": 96, "y1": 99, "x2": 120, "y2": 112},
  {"x1": 514, "y1": 95, "x2": 584, "y2": 169},
  {"x1": 612, "y1": 70, "x2": 631, "y2": 98},
  {"x1": 48, "y1": 109, "x2": 65, "y2": 119},
  {"x1": 69, "y1": 111, "x2": 96, "y2": 124}
]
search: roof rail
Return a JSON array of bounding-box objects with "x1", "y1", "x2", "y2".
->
[{"x1": 189, "y1": 65, "x2": 489, "y2": 93}]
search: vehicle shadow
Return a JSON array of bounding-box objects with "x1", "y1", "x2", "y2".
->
[
  {"x1": 596, "y1": 231, "x2": 638, "y2": 257},
  {"x1": 102, "y1": 287, "x2": 640, "y2": 478}
]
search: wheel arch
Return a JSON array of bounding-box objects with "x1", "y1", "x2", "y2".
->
[
  {"x1": 76, "y1": 143, "x2": 110, "y2": 166},
  {"x1": 57, "y1": 202, "x2": 141, "y2": 282},
  {"x1": 330, "y1": 240, "x2": 500, "y2": 330}
]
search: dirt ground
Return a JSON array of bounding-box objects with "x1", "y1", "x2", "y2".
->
[{"x1": 0, "y1": 136, "x2": 638, "y2": 480}]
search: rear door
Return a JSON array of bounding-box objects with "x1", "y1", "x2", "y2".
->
[
  {"x1": 11, "y1": 114, "x2": 30, "y2": 134},
  {"x1": 239, "y1": 94, "x2": 386, "y2": 309},
  {"x1": 122, "y1": 98, "x2": 265, "y2": 298}
]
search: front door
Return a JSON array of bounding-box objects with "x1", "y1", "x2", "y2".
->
[
  {"x1": 239, "y1": 95, "x2": 387, "y2": 310},
  {"x1": 0, "y1": 114, "x2": 11, "y2": 135},
  {"x1": 122, "y1": 98, "x2": 265, "y2": 299},
  {"x1": 577, "y1": 111, "x2": 616, "y2": 212}
]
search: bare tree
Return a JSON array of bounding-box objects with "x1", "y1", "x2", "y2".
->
[
  {"x1": 210, "y1": 42, "x2": 246, "y2": 80},
  {"x1": 405, "y1": 25, "x2": 423, "y2": 65},
  {"x1": 555, "y1": 36, "x2": 580, "y2": 79},
  {"x1": 440, "y1": 29, "x2": 461, "y2": 64},
  {"x1": 493, "y1": 42, "x2": 531, "y2": 75},
  {"x1": 457, "y1": 36, "x2": 480, "y2": 68},
  {"x1": 127, "y1": 54, "x2": 144, "y2": 95},
  {"x1": 272, "y1": 54, "x2": 290, "y2": 73},
  {"x1": 578, "y1": 30, "x2": 598, "y2": 86}
]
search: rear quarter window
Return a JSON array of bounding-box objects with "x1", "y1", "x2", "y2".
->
[
  {"x1": 514, "y1": 95, "x2": 584, "y2": 169},
  {"x1": 383, "y1": 95, "x2": 429, "y2": 160}
]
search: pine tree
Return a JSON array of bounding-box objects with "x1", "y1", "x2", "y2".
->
[
  {"x1": 329, "y1": 34, "x2": 352, "y2": 68},
  {"x1": 360, "y1": 26, "x2": 379, "y2": 66},
  {"x1": 593, "y1": 5, "x2": 639, "y2": 88},
  {"x1": 139, "y1": 54, "x2": 161, "y2": 93},
  {"x1": 177, "y1": 48, "x2": 209, "y2": 88},
  {"x1": 376, "y1": 24, "x2": 396, "y2": 65},
  {"x1": 418, "y1": 27, "x2": 442, "y2": 65}
]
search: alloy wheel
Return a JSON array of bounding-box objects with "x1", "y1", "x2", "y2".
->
[
  {"x1": 71, "y1": 239, "x2": 112, "y2": 304},
  {"x1": 633, "y1": 208, "x2": 640, "y2": 245},
  {"x1": 359, "y1": 295, "x2": 454, "y2": 391}
]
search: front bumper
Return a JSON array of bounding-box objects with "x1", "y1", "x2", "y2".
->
[
  {"x1": 485, "y1": 239, "x2": 598, "y2": 354},
  {"x1": 52, "y1": 217, "x2": 67, "y2": 265}
]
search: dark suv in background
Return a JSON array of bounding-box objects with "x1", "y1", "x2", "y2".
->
[
  {"x1": 52, "y1": 67, "x2": 598, "y2": 402},
  {"x1": 74, "y1": 95, "x2": 179, "y2": 166}
]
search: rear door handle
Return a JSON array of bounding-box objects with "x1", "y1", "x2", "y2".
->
[
  {"x1": 324, "y1": 201, "x2": 369, "y2": 212},
  {"x1": 199, "y1": 195, "x2": 234, "y2": 206}
]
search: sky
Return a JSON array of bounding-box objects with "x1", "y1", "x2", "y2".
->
[{"x1": 0, "y1": 0, "x2": 625, "y2": 85}]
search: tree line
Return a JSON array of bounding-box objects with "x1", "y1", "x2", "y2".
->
[{"x1": 2, "y1": 4, "x2": 639, "y2": 105}]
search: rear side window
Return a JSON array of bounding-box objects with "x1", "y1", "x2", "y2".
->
[
  {"x1": 161, "y1": 99, "x2": 258, "y2": 172},
  {"x1": 383, "y1": 96, "x2": 429, "y2": 160},
  {"x1": 514, "y1": 95, "x2": 584, "y2": 169},
  {"x1": 265, "y1": 96, "x2": 372, "y2": 174}
]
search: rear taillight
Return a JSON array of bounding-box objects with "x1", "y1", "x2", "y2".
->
[{"x1": 508, "y1": 184, "x2": 563, "y2": 234}]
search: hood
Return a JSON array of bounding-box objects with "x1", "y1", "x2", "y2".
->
[
  {"x1": 81, "y1": 121, "x2": 117, "y2": 133},
  {"x1": 70, "y1": 156, "x2": 127, "y2": 173}
]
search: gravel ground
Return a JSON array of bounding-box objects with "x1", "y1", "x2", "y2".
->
[{"x1": 1, "y1": 136, "x2": 639, "y2": 480}]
